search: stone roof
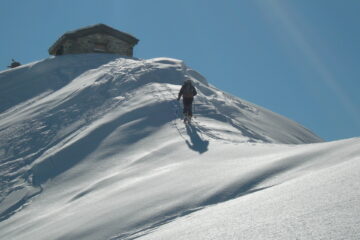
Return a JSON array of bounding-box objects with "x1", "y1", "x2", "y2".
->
[{"x1": 48, "y1": 24, "x2": 139, "y2": 55}]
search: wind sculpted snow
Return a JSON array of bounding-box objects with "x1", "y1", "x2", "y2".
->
[{"x1": 1, "y1": 54, "x2": 358, "y2": 240}]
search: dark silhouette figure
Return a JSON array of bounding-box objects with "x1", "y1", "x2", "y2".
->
[
  {"x1": 7, "y1": 59, "x2": 21, "y2": 68},
  {"x1": 177, "y1": 79, "x2": 197, "y2": 122}
]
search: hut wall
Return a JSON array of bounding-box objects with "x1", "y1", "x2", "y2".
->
[{"x1": 62, "y1": 33, "x2": 133, "y2": 56}]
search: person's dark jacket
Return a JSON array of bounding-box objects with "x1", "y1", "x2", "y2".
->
[{"x1": 178, "y1": 83, "x2": 197, "y2": 100}]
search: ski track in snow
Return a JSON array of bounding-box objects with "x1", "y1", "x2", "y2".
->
[
  {"x1": 0, "y1": 54, "x2": 358, "y2": 240},
  {"x1": 139, "y1": 60, "x2": 235, "y2": 146}
]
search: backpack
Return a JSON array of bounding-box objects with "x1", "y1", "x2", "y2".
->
[{"x1": 182, "y1": 83, "x2": 194, "y2": 97}]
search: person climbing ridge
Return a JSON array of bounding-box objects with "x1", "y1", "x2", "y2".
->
[
  {"x1": 7, "y1": 59, "x2": 21, "y2": 68},
  {"x1": 177, "y1": 79, "x2": 197, "y2": 123}
]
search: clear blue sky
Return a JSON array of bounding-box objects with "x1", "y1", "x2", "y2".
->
[{"x1": 1, "y1": 0, "x2": 359, "y2": 141}]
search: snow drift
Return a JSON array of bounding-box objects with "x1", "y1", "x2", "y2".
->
[{"x1": 0, "y1": 54, "x2": 359, "y2": 240}]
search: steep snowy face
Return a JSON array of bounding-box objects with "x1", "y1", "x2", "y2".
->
[
  {"x1": 0, "y1": 54, "x2": 321, "y2": 151},
  {"x1": 0, "y1": 53, "x2": 321, "y2": 199},
  {"x1": 0, "y1": 54, "x2": 321, "y2": 196},
  {"x1": 0, "y1": 54, "x2": 325, "y2": 239},
  {"x1": 0, "y1": 54, "x2": 322, "y2": 147}
]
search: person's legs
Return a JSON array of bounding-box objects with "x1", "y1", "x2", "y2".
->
[{"x1": 183, "y1": 98, "x2": 193, "y2": 117}]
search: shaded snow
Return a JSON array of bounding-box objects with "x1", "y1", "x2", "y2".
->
[
  {"x1": 0, "y1": 54, "x2": 358, "y2": 240},
  {"x1": 137, "y1": 139, "x2": 360, "y2": 240}
]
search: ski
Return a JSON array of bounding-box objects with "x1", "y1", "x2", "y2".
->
[{"x1": 183, "y1": 113, "x2": 192, "y2": 125}]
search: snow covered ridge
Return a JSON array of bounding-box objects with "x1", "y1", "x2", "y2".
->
[
  {"x1": 1, "y1": 54, "x2": 358, "y2": 240},
  {"x1": 0, "y1": 53, "x2": 322, "y2": 144}
]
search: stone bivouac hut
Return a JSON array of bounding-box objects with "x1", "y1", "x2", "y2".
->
[{"x1": 48, "y1": 24, "x2": 139, "y2": 57}]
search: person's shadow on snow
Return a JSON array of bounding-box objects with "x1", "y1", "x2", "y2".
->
[{"x1": 185, "y1": 124, "x2": 209, "y2": 154}]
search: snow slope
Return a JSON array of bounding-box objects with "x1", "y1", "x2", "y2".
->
[{"x1": 0, "y1": 54, "x2": 359, "y2": 240}]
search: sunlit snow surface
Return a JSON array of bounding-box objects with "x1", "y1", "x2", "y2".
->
[{"x1": 0, "y1": 54, "x2": 359, "y2": 240}]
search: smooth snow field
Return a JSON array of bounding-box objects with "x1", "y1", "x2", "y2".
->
[{"x1": 0, "y1": 54, "x2": 359, "y2": 240}]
